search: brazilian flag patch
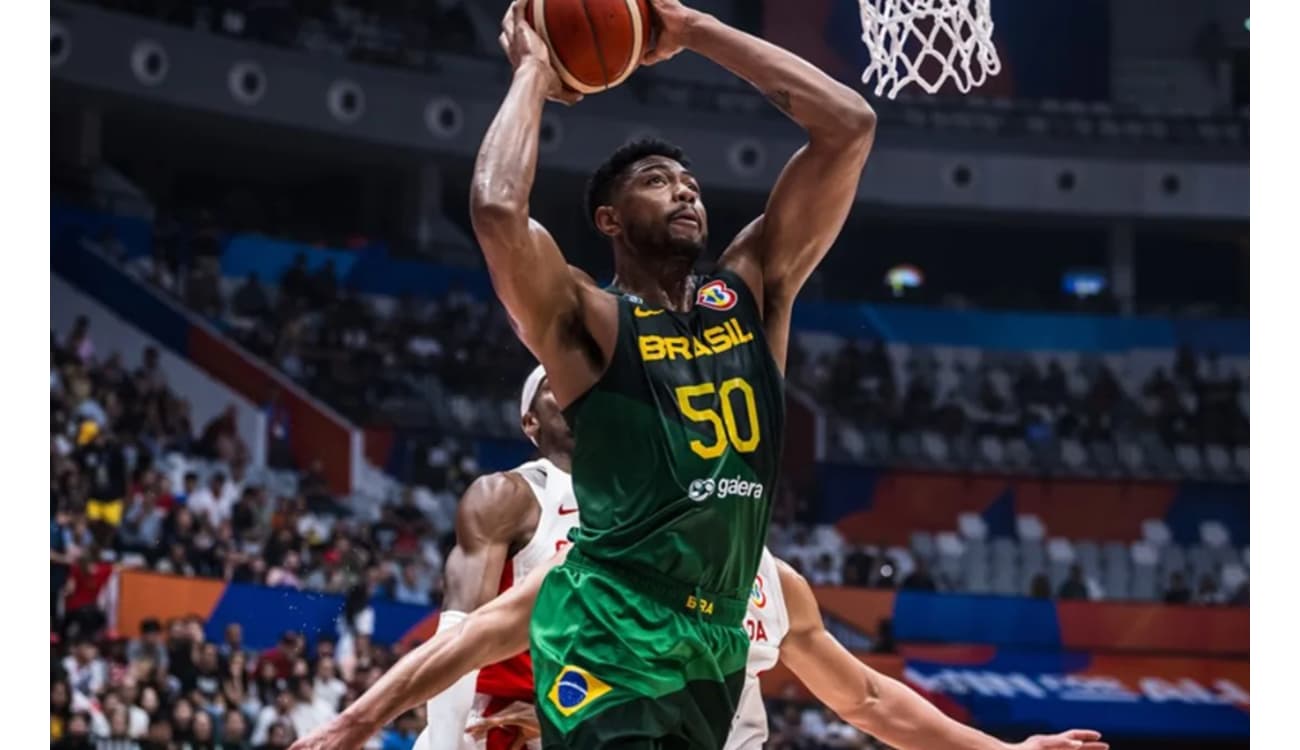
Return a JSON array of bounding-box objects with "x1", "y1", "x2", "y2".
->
[{"x1": 548, "y1": 665, "x2": 613, "y2": 717}]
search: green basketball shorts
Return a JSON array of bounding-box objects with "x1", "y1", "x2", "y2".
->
[{"x1": 529, "y1": 549, "x2": 749, "y2": 750}]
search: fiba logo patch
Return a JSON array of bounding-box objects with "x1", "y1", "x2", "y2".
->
[
  {"x1": 548, "y1": 665, "x2": 612, "y2": 717},
  {"x1": 697, "y1": 280, "x2": 738, "y2": 311},
  {"x1": 751, "y1": 575, "x2": 767, "y2": 608},
  {"x1": 688, "y1": 478, "x2": 716, "y2": 502}
]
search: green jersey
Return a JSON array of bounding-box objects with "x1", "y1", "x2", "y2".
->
[{"x1": 563, "y1": 269, "x2": 785, "y2": 603}]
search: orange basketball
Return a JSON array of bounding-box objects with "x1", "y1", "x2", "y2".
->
[{"x1": 525, "y1": 0, "x2": 654, "y2": 95}]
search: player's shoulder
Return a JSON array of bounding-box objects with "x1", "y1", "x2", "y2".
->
[
  {"x1": 457, "y1": 471, "x2": 537, "y2": 526},
  {"x1": 511, "y1": 457, "x2": 555, "y2": 490}
]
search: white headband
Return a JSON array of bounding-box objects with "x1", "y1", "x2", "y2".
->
[{"x1": 519, "y1": 365, "x2": 547, "y2": 445}]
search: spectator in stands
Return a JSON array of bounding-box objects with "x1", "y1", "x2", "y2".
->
[
  {"x1": 66, "y1": 315, "x2": 95, "y2": 364},
  {"x1": 199, "y1": 404, "x2": 248, "y2": 464},
  {"x1": 234, "y1": 271, "x2": 274, "y2": 320},
  {"x1": 175, "y1": 471, "x2": 199, "y2": 507},
  {"x1": 191, "y1": 709, "x2": 217, "y2": 748},
  {"x1": 223, "y1": 709, "x2": 251, "y2": 748},
  {"x1": 806, "y1": 553, "x2": 847, "y2": 587},
  {"x1": 188, "y1": 472, "x2": 234, "y2": 529},
  {"x1": 313, "y1": 656, "x2": 348, "y2": 714},
  {"x1": 264, "y1": 388, "x2": 295, "y2": 469},
  {"x1": 63, "y1": 637, "x2": 108, "y2": 702},
  {"x1": 392, "y1": 562, "x2": 432, "y2": 606},
  {"x1": 280, "y1": 253, "x2": 312, "y2": 307},
  {"x1": 872, "y1": 618, "x2": 897, "y2": 654},
  {"x1": 381, "y1": 710, "x2": 423, "y2": 750},
  {"x1": 901, "y1": 558, "x2": 938, "y2": 592},
  {"x1": 841, "y1": 546, "x2": 875, "y2": 587},
  {"x1": 252, "y1": 688, "x2": 297, "y2": 747},
  {"x1": 63, "y1": 551, "x2": 114, "y2": 639},
  {"x1": 1195, "y1": 573, "x2": 1223, "y2": 605},
  {"x1": 126, "y1": 619, "x2": 169, "y2": 672},
  {"x1": 1165, "y1": 571, "x2": 1193, "y2": 604},
  {"x1": 50, "y1": 680, "x2": 72, "y2": 744},
  {"x1": 259, "y1": 631, "x2": 304, "y2": 682},
  {"x1": 1058, "y1": 564, "x2": 1090, "y2": 600},
  {"x1": 336, "y1": 584, "x2": 375, "y2": 680},
  {"x1": 78, "y1": 427, "x2": 128, "y2": 529},
  {"x1": 52, "y1": 711, "x2": 92, "y2": 750},
  {"x1": 267, "y1": 550, "x2": 304, "y2": 589},
  {"x1": 310, "y1": 259, "x2": 339, "y2": 308},
  {"x1": 1029, "y1": 572, "x2": 1052, "y2": 598}
]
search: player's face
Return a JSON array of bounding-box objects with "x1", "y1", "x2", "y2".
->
[
  {"x1": 616, "y1": 156, "x2": 708, "y2": 261},
  {"x1": 525, "y1": 378, "x2": 575, "y2": 455}
]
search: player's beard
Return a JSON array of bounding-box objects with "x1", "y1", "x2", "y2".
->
[{"x1": 626, "y1": 215, "x2": 707, "y2": 265}]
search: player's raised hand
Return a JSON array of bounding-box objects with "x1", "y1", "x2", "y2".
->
[
  {"x1": 498, "y1": 1, "x2": 583, "y2": 106},
  {"x1": 641, "y1": 0, "x2": 703, "y2": 66},
  {"x1": 1011, "y1": 728, "x2": 1109, "y2": 750}
]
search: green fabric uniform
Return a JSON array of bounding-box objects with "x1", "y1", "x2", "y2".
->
[{"x1": 531, "y1": 269, "x2": 785, "y2": 749}]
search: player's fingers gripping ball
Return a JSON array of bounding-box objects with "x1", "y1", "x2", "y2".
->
[{"x1": 523, "y1": 0, "x2": 653, "y2": 94}]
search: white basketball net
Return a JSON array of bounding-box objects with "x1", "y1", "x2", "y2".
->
[{"x1": 858, "y1": 0, "x2": 1002, "y2": 99}]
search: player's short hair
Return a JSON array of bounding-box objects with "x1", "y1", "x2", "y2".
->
[{"x1": 585, "y1": 138, "x2": 691, "y2": 230}]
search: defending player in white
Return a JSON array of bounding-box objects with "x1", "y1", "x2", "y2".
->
[{"x1": 292, "y1": 368, "x2": 1106, "y2": 750}]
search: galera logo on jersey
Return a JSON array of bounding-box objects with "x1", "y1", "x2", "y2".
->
[{"x1": 687, "y1": 476, "x2": 765, "y2": 502}]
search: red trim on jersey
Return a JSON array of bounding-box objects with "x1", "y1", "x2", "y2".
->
[
  {"x1": 474, "y1": 559, "x2": 537, "y2": 703},
  {"x1": 483, "y1": 696, "x2": 525, "y2": 750}
]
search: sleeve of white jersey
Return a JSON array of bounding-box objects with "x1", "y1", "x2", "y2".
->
[{"x1": 421, "y1": 611, "x2": 479, "y2": 750}]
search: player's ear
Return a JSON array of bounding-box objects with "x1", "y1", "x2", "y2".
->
[{"x1": 593, "y1": 205, "x2": 621, "y2": 238}]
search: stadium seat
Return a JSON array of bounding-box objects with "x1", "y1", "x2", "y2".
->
[
  {"x1": 1200, "y1": 521, "x2": 1231, "y2": 549},
  {"x1": 1174, "y1": 444, "x2": 1204, "y2": 476},
  {"x1": 1118, "y1": 439, "x2": 1146, "y2": 474},
  {"x1": 1141, "y1": 519, "x2": 1172, "y2": 547},
  {"x1": 1061, "y1": 439, "x2": 1088, "y2": 472},
  {"x1": 1205, "y1": 445, "x2": 1232, "y2": 478},
  {"x1": 936, "y1": 531, "x2": 965, "y2": 558},
  {"x1": 1074, "y1": 540, "x2": 1100, "y2": 574},
  {"x1": 909, "y1": 531, "x2": 936, "y2": 563},
  {"x1": 1221, "y1": 563, "x2": 1248, "y2": 595},
  {"x1": 897, "y1": 431, "x2": 923, "y2": 463},
  {"x1": 1046, "y1": 538, "x2": 1076, "y2": 564},
  {"x1": 1016, "y1": 514, "x2": 1046, "y2": 542},
  {"x1": 977, "y1": 435, "x2": 1006, "y2": 468},
  {"x1": 1006, "y1": 439, "x2": 1033, "y2": 469},
  {"x1": 990, "y1": 537, "x2": 1018, "y2": 564},
  {"x1": 957, "y1": 513, "x2": 988, "y2": 541},
  {"x1": 1130, "y1": 541, "x2": 1160, "y2": 568},
  {"x1": 837, "y1": 425, "x2": 867, "y2": 462},
  {"x1": 921, "y1": 431, "x2": 950, "y2": 465},
  {"x1": 1159, "y1": 543, "x2": 1187, "y2": 578}
]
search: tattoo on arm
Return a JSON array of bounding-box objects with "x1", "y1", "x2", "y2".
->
[{"x1": 765, "y1": 89, "x2": 794, "y2": 116}]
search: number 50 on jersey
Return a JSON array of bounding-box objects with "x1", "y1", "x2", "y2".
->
[{"x1": 675, "y1": 377, "x2": 761, "y2": 460}]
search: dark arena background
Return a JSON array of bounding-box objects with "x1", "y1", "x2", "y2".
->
[{"x1": 50, "y1": 1, "x2": 1248, "y2": 749}]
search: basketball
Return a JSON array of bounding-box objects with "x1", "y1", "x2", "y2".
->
[{"x1": 525, "y1": 0, "x2": 653, "y2": 95}]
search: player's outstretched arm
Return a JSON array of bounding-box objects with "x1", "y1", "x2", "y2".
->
[
  {"x1": 287, "y1": 550, "x2": 563, "y2": 750},
  {"x1": 643, "y1": 2, "x2": 875, "y2": 351},
  {"x1": 775, "y1": 560, "x2": 1109, "y2": 750},
  {"x1": 471, "y1": 3, "x2": 584, "y2": 357}
]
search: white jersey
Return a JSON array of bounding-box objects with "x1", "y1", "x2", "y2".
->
[
  {"x1": 506, "y1": 457, "x2": 579, "y2": 580},
  {"x1": 726, "y1": 548, "x2": 790, "y2": 750}
]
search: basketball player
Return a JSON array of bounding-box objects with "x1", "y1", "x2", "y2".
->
[
  {"x1": 412, "y1": 365, "x2": 575, "y2": 750},
  {"x1": 468, "y1": 1, "x2": 883, "y2": 747},
  {"x1": 293, "y1": 546, "x2": 1107, "y2": 750}
]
